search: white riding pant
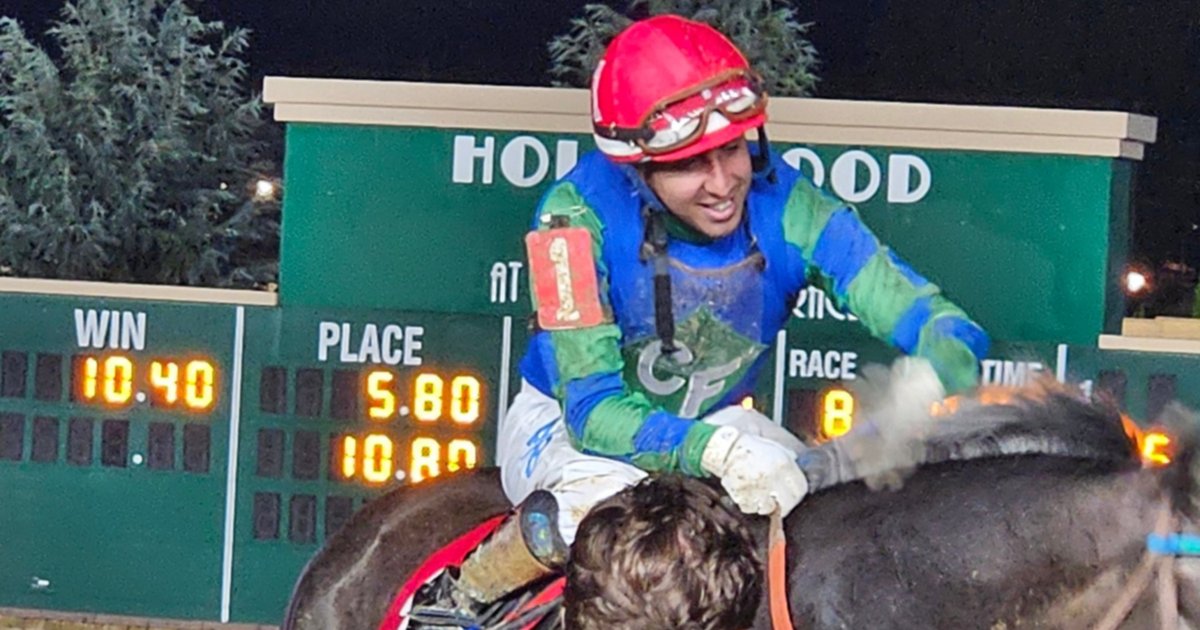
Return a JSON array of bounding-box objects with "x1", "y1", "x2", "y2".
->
[{"x1": 496, "y1": 380, "x2": 806, "y2": 544}]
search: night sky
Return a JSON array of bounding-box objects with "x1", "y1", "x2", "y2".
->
[{"x1": 4, "y1": 0, "x2": 1198, "y2": 266}]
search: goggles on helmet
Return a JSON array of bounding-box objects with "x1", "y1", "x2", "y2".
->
[{"x1": 593, "y1": 70, "x2": 767, "y2": 158}]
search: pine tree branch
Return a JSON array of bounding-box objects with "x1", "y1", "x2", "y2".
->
[{"x1": 0, "y1": 0, "x2": 278, "y2": 286}]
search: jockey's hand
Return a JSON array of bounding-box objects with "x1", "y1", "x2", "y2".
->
[{"x1": 700, "y1": 426, "x2": 809, "y2": 517}]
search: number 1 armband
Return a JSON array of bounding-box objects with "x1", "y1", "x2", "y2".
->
[{"x1": 525, "y1": 227, "x2": 606, "y2": 331}]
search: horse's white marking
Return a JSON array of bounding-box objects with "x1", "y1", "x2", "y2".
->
[{"x1": 311, "y1": 534, "x2": 386, "y2": 626}]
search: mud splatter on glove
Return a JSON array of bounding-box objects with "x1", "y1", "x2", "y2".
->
[{"x1": 700, "y1": 426, "x2": 809, "y2": 517}]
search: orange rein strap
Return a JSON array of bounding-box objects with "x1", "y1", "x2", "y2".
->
[{"x1": 768, "y1": 508, "x2": 795, "y2": 630}]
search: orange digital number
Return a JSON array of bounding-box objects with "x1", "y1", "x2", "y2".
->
[
  {"x1": 82, "y1": 357, "x2": 99, "y2": 400},
  {"x1": 340, "y1": 434, "x2": 395, "y2": 484},
  {"x1": 104, "y1": 356, "x2": 134, "y2": 404},
  {"x1": 341, "y1": 436, "x2": 359, "y2": 479},
  {"x1": 341, "y1": 435, "x2": 479, "y2": 485},
  {"x1": 150, "y1": 360, "x2": 179, "y2": 404},
  {"x1": 80, "y1": 355, "x2": 215, "y2": 410},
  {"x1": 447, "y1": 439, "x2": 479, "y2": 474},
  {"x1": 81, "y1": 355, "x2": 133, "y2": 405},
  {"x1": 150, "y1": 360, "x2": 215, "y2": 410},
  {"x1": 821, "y1": 388, "x2": 855, "y2": 440},
  {"x1": 184, "y1": 360, "x2": 215, "y2": 410},
  {"x1": 1143, "y1": 431, "x2": 1172, "y2": 466},
  {"x1": 410, "y1": 437, "x2": 441, "y2": 483},
  {"x1": 363, "y1": 434, "x2": 394, "y2": 483},
  {"x1": 413, "y1": 374, "x2": 443, "y2": 422},
  {"x1": 449, "y1": 376, "x2": 481, "y2": 425},
  {"x1": 367, "y1": 371, "x2": 396, "y2": 420}
]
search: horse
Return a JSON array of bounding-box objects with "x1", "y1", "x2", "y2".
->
[{"x1": 282, "y1": 383, "x2": 1200, "y2": 629}]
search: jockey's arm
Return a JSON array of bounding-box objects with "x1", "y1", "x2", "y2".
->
[
  {"x1": 780, "y1": 179, "x2": 990, "y2": 395},
  {"x1": 525, "y1": 181, "x2": 717, "y2": 476}
]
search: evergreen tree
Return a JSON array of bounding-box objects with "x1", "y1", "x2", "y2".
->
[
  {"x1": 548, "y1": 0, "x2": 819, "y2": 97},
  {"x1": 0, "y1": 0, "x2": 279, "y2": 287}
]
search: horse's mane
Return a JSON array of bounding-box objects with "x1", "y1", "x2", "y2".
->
[
  {"x1": 804, "y1": 359, "x2": 1200, "y2": 533},
  {"x1": 923, "y1": 384, "x2": 1139, "y2": 466},
  {"x1": 825, "y1": 371, "x2": 1143, "y2": 493}
]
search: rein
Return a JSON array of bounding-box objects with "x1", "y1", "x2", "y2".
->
[
  {"x1": 768, "y1": 508, "x2": 795, "y2": 630},
  {"x1": 1093, "y1": 505, "x2": 1184, "y2": 630}
]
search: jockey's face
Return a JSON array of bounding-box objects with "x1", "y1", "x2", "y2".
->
[{"x1": 643, "y1": 137, "x2": 752, "y2": 239}]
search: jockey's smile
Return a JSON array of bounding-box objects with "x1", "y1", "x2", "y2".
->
[{"x1": 642, "y1": 137, "x2": 753, "y2": 239}]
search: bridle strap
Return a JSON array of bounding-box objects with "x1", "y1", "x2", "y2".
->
[
  {"x1": 1093, "y1": 505, "x2": 1177, "y2": 630},
  {"x1": 1158, "y1": 543, "x2": 1179, "y2": 630}
]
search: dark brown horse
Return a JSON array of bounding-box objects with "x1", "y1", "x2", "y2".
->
[{"x1": 283, "y1": 388, "x2": 1200, "y2": 629}]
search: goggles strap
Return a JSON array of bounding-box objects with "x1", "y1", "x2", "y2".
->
[{"x1": 594, "y1": 123, "x2": 655, "y2": 144}]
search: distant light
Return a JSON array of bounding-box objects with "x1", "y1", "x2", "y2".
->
[
  {"x1": 254, "y1": 179, "x2": 276, "y2": 201},
  {"x1": 219, "y1": 182, "x2": 229, "y2": 191},
  {"x1": 1125, "y1": 271, "x2": 1148, "y2": 294}
]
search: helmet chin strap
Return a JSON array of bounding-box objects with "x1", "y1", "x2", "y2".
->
[
  {"x1": 621, "y1": 125, "x2": 770, "y2": 358},
  {"x1": 752, "y1": 126, "x2": 777, "y2": 184},
  {"x1": 620, "y1": 165, "x2": 679, "y2": 356}
]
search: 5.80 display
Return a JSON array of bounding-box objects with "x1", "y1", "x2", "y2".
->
[
  {"x1": 253, "y1": 365, "x2": 488, "y2": 486},
  {"x1": 336, "y1": 369, "x2": 483, "y2": 484}
]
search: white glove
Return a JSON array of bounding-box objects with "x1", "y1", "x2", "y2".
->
[
  {"x1": 703, "y1": 405, "x2": 808, "y2": 455},
  {"x1": 700, "y1": 425, "x2": 809, "y2": 517}
]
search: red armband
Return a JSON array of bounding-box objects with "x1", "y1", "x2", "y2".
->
[{"x1": 525, "y1": 227, "x2": 605, "y2": 330}]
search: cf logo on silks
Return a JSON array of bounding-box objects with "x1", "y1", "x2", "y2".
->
[{"x1": 526, "y1": 227, "x2": 606, "y2": 331}]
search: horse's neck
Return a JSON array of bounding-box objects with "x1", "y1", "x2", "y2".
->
[
  {"x1": 1007, "y1": 491, "x2": 1183, "y2": 629},
  {"x1": 1037, "y1": 513, "x2": 1200, "y2": 630},
  {"x1": 774, "y1": 455, "x2": 1169, "y2": 629}
]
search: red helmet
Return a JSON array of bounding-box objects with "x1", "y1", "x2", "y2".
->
[{"x1": 591, "y1": 15, "x2": 768, "y2": 164}]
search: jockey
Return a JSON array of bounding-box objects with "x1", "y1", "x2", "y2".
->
[{"x1": 419, "y1": 13, "x2": 989, "y2": 620}]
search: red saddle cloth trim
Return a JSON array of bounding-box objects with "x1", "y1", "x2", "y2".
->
[{"x1": 377, "y1": 514, "x2": 507, "y2": 630}]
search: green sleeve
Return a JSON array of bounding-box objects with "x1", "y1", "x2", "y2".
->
[{"x1": 780, "y1": 178, "x2": 986, "y2": 393}]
